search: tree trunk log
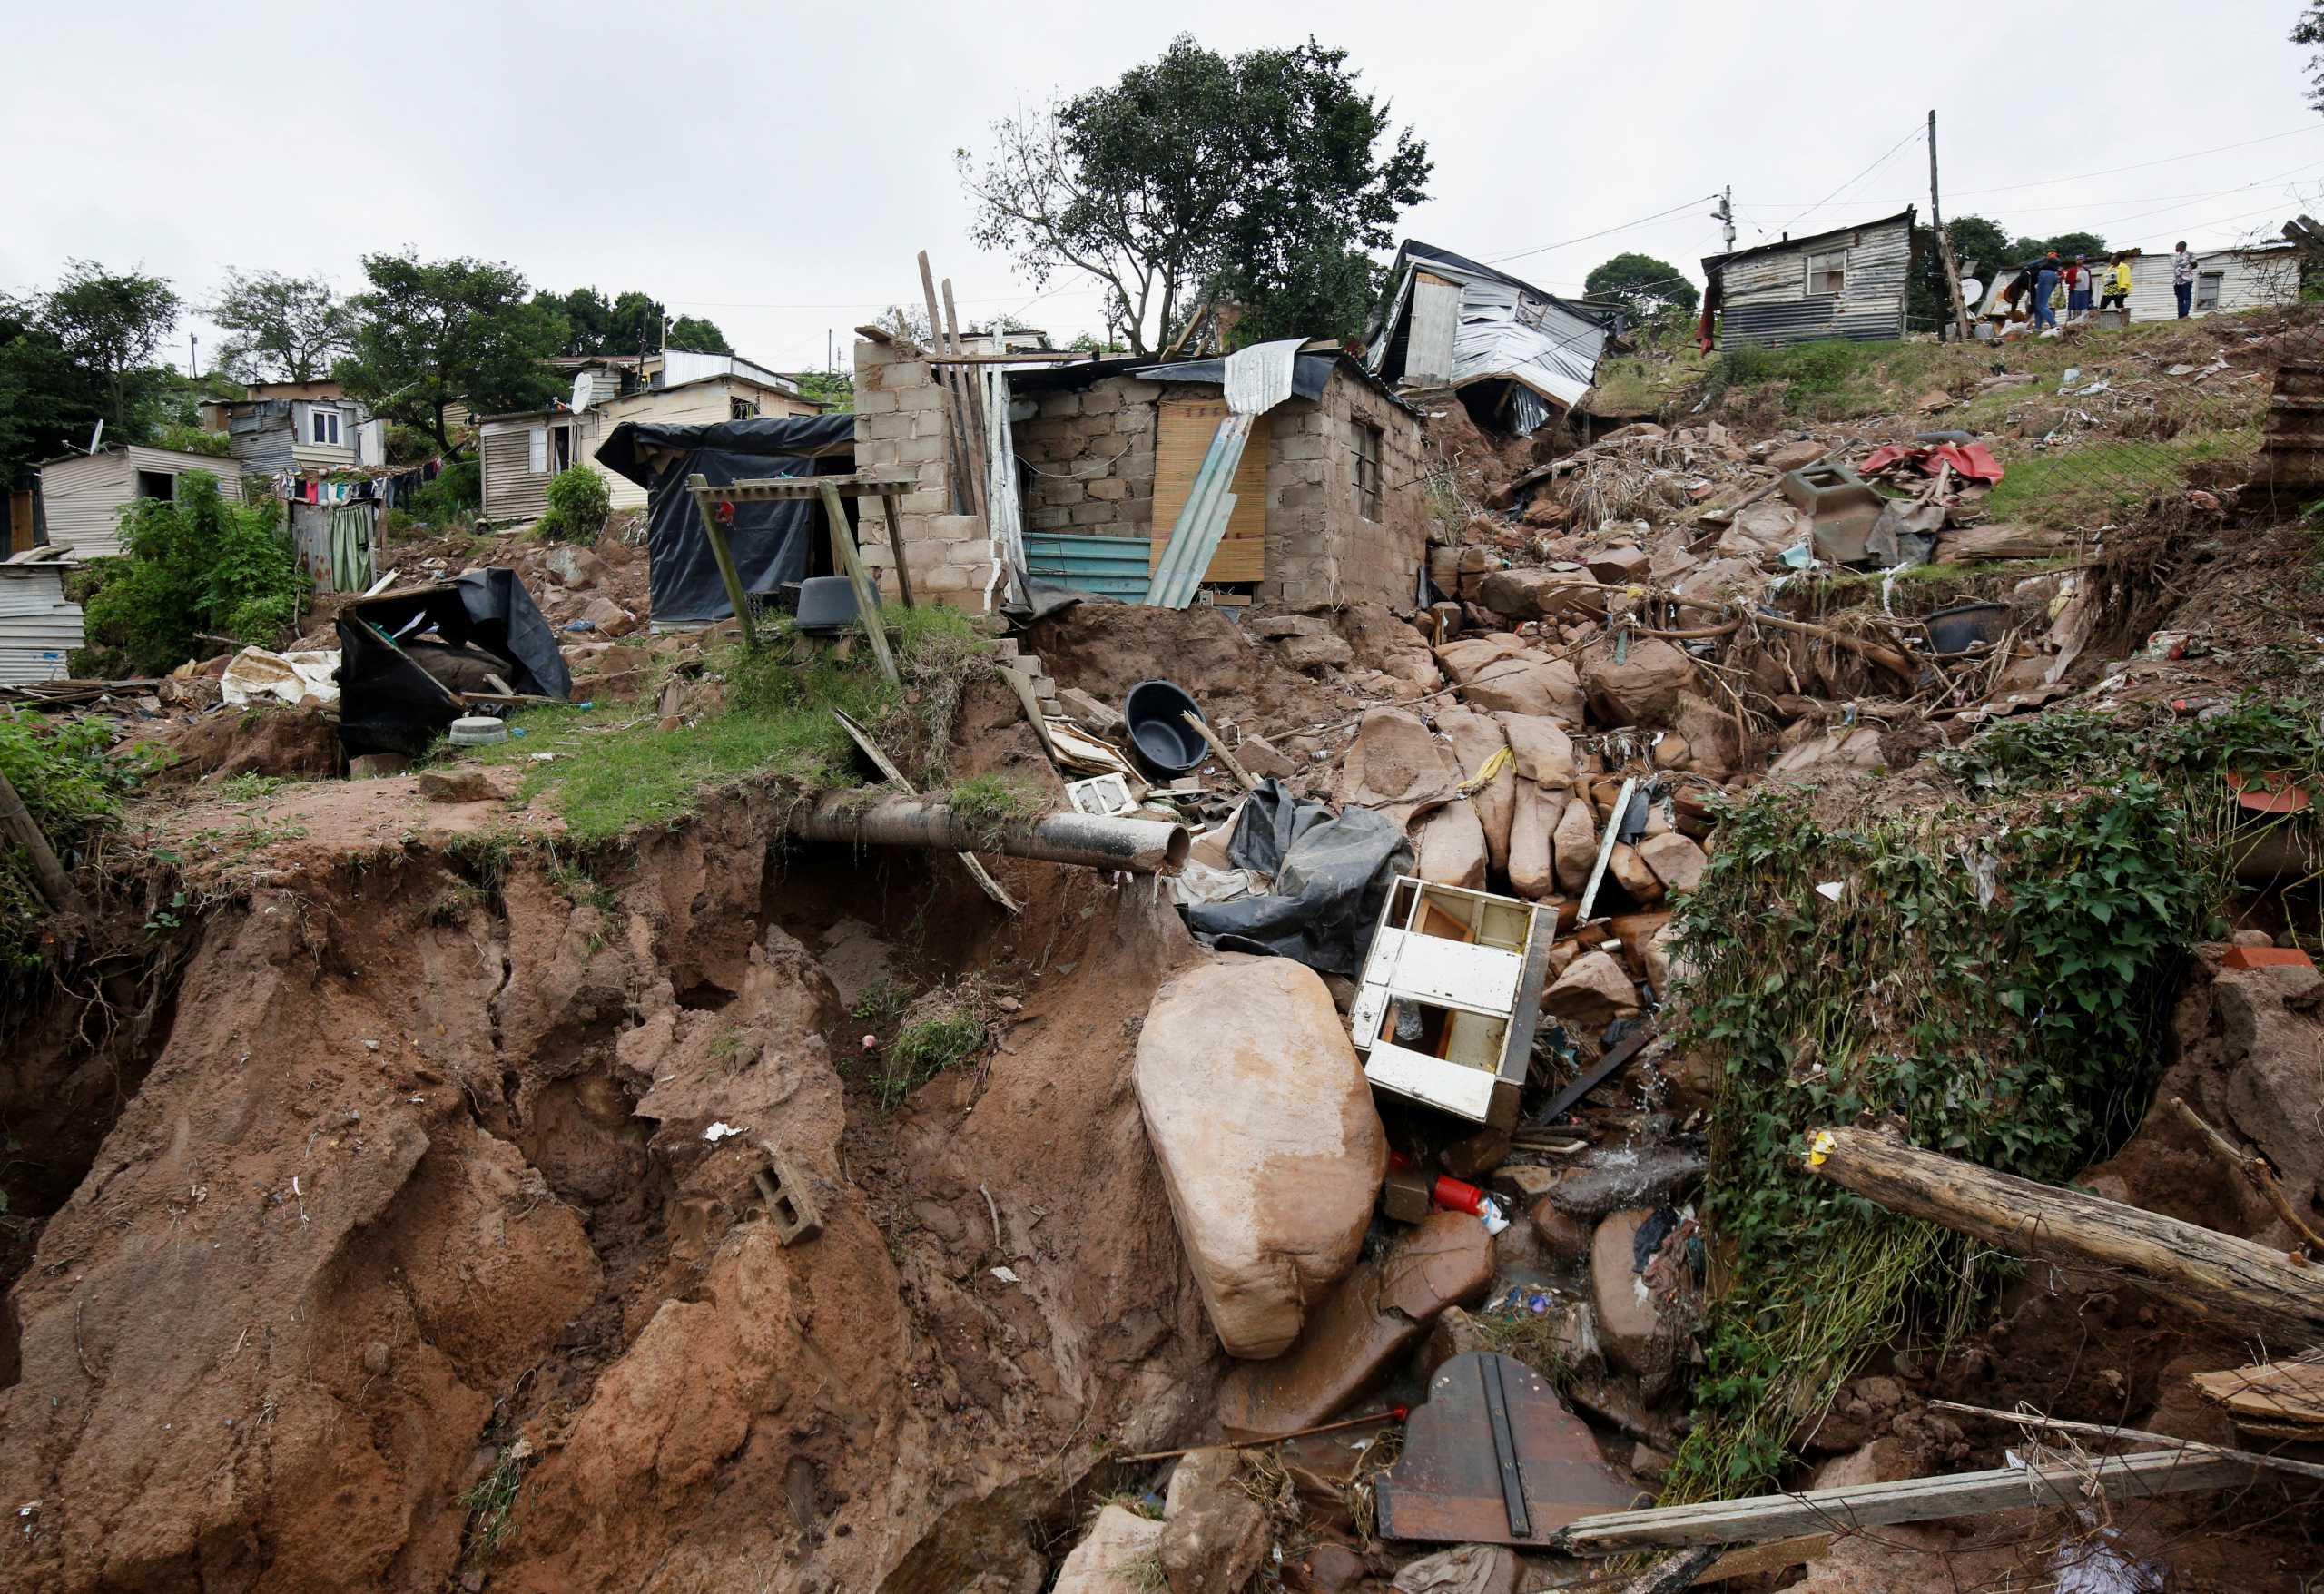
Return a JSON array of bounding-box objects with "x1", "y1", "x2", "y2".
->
[{"x1": 1802, "y1": 1126, "x2": 2324, "y2": 1343}]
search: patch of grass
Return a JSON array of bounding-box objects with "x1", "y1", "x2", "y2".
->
[
  {"x1": 872, "y1": 979, "x2": 1006, "y2": 1112},
  {"x1": 1474, "y1": 1301, "x2": 1582, "y2": 1388},
  {"x1": 213, "y1": 772, "x2": 294, "y2": 803},
  {"x1": 943, "y1": 772, "x2": 1049, "y2": 848},
  {"x1": 443, "y1": 829, "x2": 517, "y2": 890},
  {"x1": 851, "y1": 976, "x2": 912, "y2": 1028},
  {"x1": 1984, "y1": 428, "x2": 2258, "y2": 526},
  {"x1": 460, "y1": 1443, "x2": 526, "y2": 1560},
  {"x1": 472, "y1": 607, "x2": 992, "y2": 843}
]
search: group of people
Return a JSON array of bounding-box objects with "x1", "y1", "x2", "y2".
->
[{"x1": 2021, "y1": 243, "x2": 2203, "y2": 330}]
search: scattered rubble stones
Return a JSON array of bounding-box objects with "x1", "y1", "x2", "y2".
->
[
  {"x1": 1531, "y1": 1197, "x2": 1593, "y2": 1261},
  {"x1": 1551, "y1": 798, "x2": 1597, "y2": 894},
  {"x1": 1335, "y1": 709, "x2": 1461, "y2": 824},
  {"x1": 1506, "y1": 781, "x2": 1558, "y2": 900},
  {"x1": 1636, "y1": 831, "x2": 1708, "y2": 895},
  {"x1": 1579, "y1": 635, "x2": 1696, "y2": 728},
  {"x1": 1158, "y1": 1448, "x2": 1272, "y2": 1594},
  {"x1": 1497, "y1": 713, "x2": 1576, "y2": 788},
  {"x1": 1437, "y1": 710, "x2": 1514, "y2": 871},
  {"x1": 1478, "y1": 566, "x2": 1605, "y2": 625},
  {"x1": 1413, "y1": 800, "x2": 1489, "y2": 891},
  {"x1": 416, "y1": 767, "x2": 507, "y2": 805},
  {"x1": 1763, "y1": 439, "x2": 1827, "y2": 471},
  {"x1": 1135, "y1": 958, "x2": 1386, "y2": 1359},
  {"x1": 1053, "y1": 1504, "x2": 1166, "y2": 1594},
  {"x1": 1543, "y1": 950, "x2": 1639, "y2": 1033}
]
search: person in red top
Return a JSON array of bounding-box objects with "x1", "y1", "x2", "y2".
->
[{"x1": 2063, "y1": 255, "x2": 2093, "y2": 319}]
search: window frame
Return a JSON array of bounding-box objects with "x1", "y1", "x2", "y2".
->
[
  {"x1": 1354, "y1": 419, "x2": 1384, "y2": 522},
  {"x1": 1805, "y1": 248, "x2": 1847, "y2": 297},
  {"x1": 2195, "y1": 271, "x2": 2224, "y2": 313},
  {"x1": 308, "y1": 407, "x2": 341, "y2": 447},
  {"x1": 134, "y1": 469, "x2": 175, "y2": 501}
]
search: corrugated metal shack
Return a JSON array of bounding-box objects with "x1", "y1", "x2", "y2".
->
[
  {"x1": 1701, "y1": 207, "x2": 1916, "y2": 349},
  {"x1": 34, "y1": 445, "x2": 247, "y2": 560},
  {"x1": 0, "y1": 547, "x2": 84, "y2": 684},
  {"x1": 1369, "y1": 241, "x2": 1620, "y2": 434}
]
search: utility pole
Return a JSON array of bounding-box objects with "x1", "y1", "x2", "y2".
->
[
  {"x1": 188, "y1": 332, "x2": 198, "y2": 379},
  {"x1": 1929, "y1": 109, "x2": 1972, "y2": 342},
  {"x1": 1713, "y1": 187, "x2": 1736, "y2": 253}
]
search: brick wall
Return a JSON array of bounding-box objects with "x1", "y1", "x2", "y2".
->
[
  {"x1": 852, "y1": 334, "x2": 997, "y2": 611},
  {"x1": 1256, "y1": 374, "x2": 1427, "y2": 609},
  {"x1": 1018, "y1": 376, "x2": 1161, "y2": 538}
]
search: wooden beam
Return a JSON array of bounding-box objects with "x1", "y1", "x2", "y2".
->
[
  {"x1": 1180, "y1": 712, "x2": 1257, "y2": 792},
  {"x1": 878, "y1": 490, "x2": 916, "y2": 610},
  {"x1": 1925, "y1": 1399, "x2": 2324, "y2": 1484},
  {"x1": 1801, "y1": 1125, "x2": 2324, "y2": 1339},
  {"x1": 1554, "y1": 1449, "x2": 2260, "y2": 1554},
  {"x1": 0, "y1": 765, "x2": 87, "y2": 919},
  {"x1": 686, "y1": 475, "x2": 758, "y2": 649},
  {"x1": 819, "y1": 480, "x2": 897, "y2": 687},
  {"x1": 704, "y1": 473, "x2": 914, "y2": 505}
]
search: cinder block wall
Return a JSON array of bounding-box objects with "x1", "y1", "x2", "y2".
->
[
  {"x1": 1016, "y1": 376, "x2": 1161, "y2": 539},
  {"x1": 1258, "y1": 379, "x2": 1427, "y2": 609},
  {"x1": 852, "y1": 334, "x2": 997, "y2": 610}
]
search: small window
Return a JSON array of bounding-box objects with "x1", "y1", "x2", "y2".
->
[
  {"x1": 135, "y1": 470, "x2": 174, "y2": 500},
  {"x1": 2196, "y1": 271, "x2": 2224, "y2": 313},
  {"x1": 309, "y1": 408, "x2": 340, "y2": 447},
  {"x1": 1355, "y1": 420, "x2": 1384, "y2": 522},
  {"x1": 1806, "y1": 249, "x2": 1846, "y2": 296},
  {"x1": 730, "y1": 397, "x2": 759, "y2": 421},
  {"x1": 527, "y1": 425, "x2": 548, "y2": 474}
]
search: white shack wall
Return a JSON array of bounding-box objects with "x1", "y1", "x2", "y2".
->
[
  {"x1": 0, "y1": 568, "x2": 84, "y2": 684},
  {"x1": 39, "y1": 448, "x2": 244, "y2": 560},
  {"x1": 2124, "y1": 251, "x2": 2301, "y2": 322}
]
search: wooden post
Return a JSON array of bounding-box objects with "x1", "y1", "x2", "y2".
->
[
  {"x1": 878, "y1": 489, "x2": 917, "y2": 610},
  {"x1": 0, "y1": 765, "x2": 87, "y2": 918},
  {"x1": 820, "y1": 481, "x2": 897, "y2": 686},
  {"x1": 940, "y1": 277, "x2": 990, "y2": 474},
  {"x1": 1801, "y1": 1125, "x2": 2324, "y2": 1339},
  {"x1": 1180, "y1": 712, "x2": 1257, "y2": 792},
  {"x1": 919, "y1": 252, "x2": 986, "y2": 522},
  {"x1": 686, "y1": 475, "x2": 758, "y2": 650},
  {"x1": 1928, "y1": 110, "x2": 1973, "y2": 342}
]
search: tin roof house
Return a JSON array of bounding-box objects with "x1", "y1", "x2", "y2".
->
[
  {"x1": 1368, "y1": 241, "x2": 1620, "y2": 435},
  {"x1": 1700, "y1": 207, "x2": 1916, "y2": 350}
]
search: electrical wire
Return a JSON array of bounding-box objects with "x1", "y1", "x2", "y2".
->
[
  {"x1": 1482, "y1": 194, "x2": 1724, "y2": 267},
  {"x1": 1768, "y1": 122, "x2": 1925, "y2": 239}
]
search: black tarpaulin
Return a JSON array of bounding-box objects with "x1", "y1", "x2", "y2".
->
[
  {"x1": 338, "y1": 569, "x2": 570, "y2": 757},
  {"x1": 1183, "y1": 781, "x2": 1412, "y2": 978},
  {"x1": 596, "y1": 415, "x2": 859, "y2": 627}
]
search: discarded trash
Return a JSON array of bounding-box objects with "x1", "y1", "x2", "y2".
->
[
  {"x1": 1066, "y1": 772, "x2": 1137, "y2": 817},
  {"x1": 220, "y1": 646, "x2": 340, "y2": 707},
  {"x1": 1123, "y1": 678, "x2": 1207, "y2": 777},
  {"x1": 448, "y1": 715, "x2": 509, "y2": 746},
  {"x1": 1922, "y1": 601, "x2": 2010, "y2": 656},
  {"x1": 1815, "y1": 881, "x2": 1846, "y2": 902},
  {"x1": 1182, "y1": 782, "x2": 1410, "y2": 978},
  {"x1": 753, "y1": 1145, "x2": 822, "y2": 1245},
  {"x1": 703, "y1": 1121, "x2": 742, "y2": 1143},
  {"x1": 990, "y1": 1265, "x2": 1021, "y2": 1284}
]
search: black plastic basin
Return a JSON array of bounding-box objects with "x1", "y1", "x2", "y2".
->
[{"x1": 1123, "y1": 678, "x2": 1206, "y2": 777}]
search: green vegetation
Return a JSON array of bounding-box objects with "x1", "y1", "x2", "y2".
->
[
  {"x1": 410, "y1": 458, "x2": 481, "y2": 525},
  {"x1": 1665, "y1": 694, "x2": 2323, "y2": 1503},
  {"x1": 2, "y1": 261, "x2": 182, "y2": 486},
  {"x1": 943, "y1": 772, "x2": 1048, "y2": 847},
  {"x1": 537, "y1": 464, "x2": 610, "y2": 544},
  {"x1": 337, "y1": 253, "x2": 566, "y2": 458},
  {"x1": 1983, "y1": 430, "x2": 2258, "y2": 525},
  {"x1": 76, "y1": 472, "x2": 306, "y2": 676},
  {"x1": 473, "y1": 605, "x2": 992, "y2": 842},
  {"x1": 459, "y1": 1443, "x2": 526, "y2": 1560},
  {"x1": 879, "y1": 1005, "x2": 993, "y2": 1111},
  {"x1": 151, "y1": 422, "x2": 233, "y2": 458},
  {"x1": 1584, "y1": 251, "x2": 1699, "y2": 321},
  {"x1": 207, "y1": 270, "x2": 354, "y2": 383},
  {"x1": 0, "y1": 710, "x2": 160, "y2": 976}
]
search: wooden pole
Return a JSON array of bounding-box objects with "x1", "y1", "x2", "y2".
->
[
  {"x1": 940, "y1": 277, "x2": 990, "y2": 486},
  {"x1": 1925, "y1": 1399, "x2": 2324, "y2": 1485},
  {"x1": 1801, "y1": 1125, "x2": 2324, "y2": 1340},
  {"x1": 819, "y1": 481, "x2": 898, "y2": 686},
  {"x1": 877, "y1": 489, "x2": 917, "y2": 610},
  {"x1": 1180, "y1": 712, "x2": 1257, "y2": 792},
  {"x1": 1928, "y1": 110, "x2": 1973, "y2": 342},
  {"x1": 0, "y1": 765, "x2": 87, "y2": 918},
  {"x1": 2171, "y1": 1097, "x2": 2324, "y2": 1256},
  {"x1": 686, "y1": 475, "x2": 758, "y2": 649},
  {"x1": 918, "y1": 252, "x2": 984, "y2": 521}
]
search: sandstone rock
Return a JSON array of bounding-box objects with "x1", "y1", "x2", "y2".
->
[
  {"x1": 1810, "y1": 1436, "x2": 1917, "y2": 1491},
  {"x1": 2214, "y1": 969, "x2": 2324, "y2": 1203},
  {"x1": 1579, "y1": 636, "x2": 1696, "y2": 729},
  {"x1": 1413, "y1": 801, "x2": 1488, "y2": 891},
  {"x1": 1136, "y1": 959, "x2": 1386, "y2": 1358},
  {"x1": 416, "y1": 766, "x2": 507, "y2": 804},
  {"x1": 1672, "y1": 556, "x2": 1768, "y2": 603},
  {"x1": 1441, "y1": 1129, "x2": 1510, "y2": 1180},
  {"x1": 1551, "y1": 797, "x2": 1597, "y2": 894},
  {"x1": 1455, "y1": 545, "x2": 1499, "y2": 601},
  {"x1": 1236, "y1": 733, "x2": 1296, "y2": 781},
  {"x1": 1496, "y1": 713, "x2": 1577, "y2": 789},
  {"x1": 1650, "y1": 733, "x2": 1690, "y2": 770},
  {"x1": 1607, "y1": 842, "x2": 1665, "y2": 905},
  {"x1": 1584, "y1": 545, "x2": 1650, "y2": 585},
  {"x1": 1542, "y1": 950, "x2": 1638, "y2": 1033},
  {"x1": 1764, "y1": 438, "x2": 1826, "y2": 471},
  {"x1": 1643, "y1": 920, "x2": 1687, "y2": 999},
  {"x1": 1591, "y1": 1207, "x2": 1666, "y2": 1374},
  {"x1": 1300, "y1": 1543, "x2": 1371, "y2": 1592},
  {"x1": 1467, "y1": 655, "x2": 1585, "y2": 723},
  {"x1": 1669, "y1": 693, "x2": 1738, "y2": 781},
  {"x1": 1159, "y1": 1449, "x2": 1270, "y2": 1594},
  {"x1": 1335, "y1": 709, "x2": 1461, "y2": 825},
  {"x1": 1768, "y1": 725, "x2": 1886, "y2": 778},
  {"x1": 543, "y1": 545, "x2": 610, "y2": 589},
  {"x1": 1507, "y1": 782, "x2": 1558, "y2": 900},
  {"x1": 1283, "y1": 632, "x2": 1356, "y2": 673},
  {"x1": 1392, "y1": 1543, "x2": 1520, "y2": 1594},
  {"x1": 1497, "y1": 1163, "x2": 1560, "y2": 1199},
  {"x1": 577, "y1": 595, "x2": 636, "y2": 637},
  {"x1": 1531, "y1": 1197, "x2": 1592, "y2": 1261},
  {"x1": 1637, "y1": 831, "x2": 1707, "y2": 895},
  {"x1": 1630, "y1": 1442, "x2": 1673, "y2": 1484},
  {"x1": 1718, "y1": 497, "x2": 1804, "y2": 557},
  {"x1": 1477, "y1": 567, "x2": 1605, "y2": 625},
  {"x1": 1437, "y1": 710, "x2": 1513, "y2": 873},
  {"x1": 1416, "y1": 1304, "x2": 1493, "y2": 1383},
  {"x1": 1054, "y1": 1505, "x2": 1166, "y2": 1594},
  {"x1": 1216, "y1": 1212, "x2": 1492, "y2": 1436}
]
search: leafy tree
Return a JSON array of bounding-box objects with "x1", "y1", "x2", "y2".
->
[
  {"x1": 2296, "y1": 5, "x2": 2324, "y2": 112},
  {"x1": 1582, "y1": 252, "x2": 1699, "y2": 322},
  {"x1": 1209, "y1": 237, "x2": 1383, "y2": 349},
  {"x1": 791, "y1": 370, "x2": 854, "y2": 411},
  {"x1": 0, "y1": 296, "x2": 105, "y2": 480},
  {"x1": 208, "y1": 271, "x2": 352, "y2": 382},
  {"x1": 337, "y1": 254, "x2": 566, "y2": 457},
  {"x1": 960, "y1": 34, "x2": 1429, "y2": 356},
  {"x1": 665, "y1": 314, "x2": 732, "y2": 354},
  {"x1": 42, "y1": 261, "x2": 180, "y2": 439},
  {"x1": 78, "y1": 473, "x2": 304, "y2": 674},
  {"x1": 2003, "y1": 231, "x2": 2109, "y2": 267},
  {"x1": 1909, "y1": 215, "x2": 2012, "y2": 334}
]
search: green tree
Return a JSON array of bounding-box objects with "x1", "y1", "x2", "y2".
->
[
  {"x1": 2295, "y1": 5, "x2": 2324, "y2": 111},
  {"x1": 338, "y1": 254, "x2": 566, "y2": 457},
  {"x1": 1582, "y1": 252, "x2": 1699, "y2": 323},
  {"x1": 665, "y1": 314, "x2": 732, "y2": 354},
  {"x1": 208, "y1": 271, "x2": 352, "y2": 382},
  {"x1": 960, "y1": 34, "x2": 1429, "y2": 356},
  {"x1": 78, "y1": 472, "x2": 304, "y2": 674},
  {"x1": 791, "y1": 370, "x2": 854, "y2": 411},
  {"x1": 535, "y1": 288, "x2": 731, "y2": 357},
  {"x1": 1908, "y1": 215, "x2": 2012, "y2": 334},
  {"x1": 42, "y1": 261, "x2": 180, "y2": 438},
  {"x1": 537, "y1": 464, "x2": 610, "y2": 544},
  {"x1": 0, "y1": 295, "x2": 106, "y2": 480}
]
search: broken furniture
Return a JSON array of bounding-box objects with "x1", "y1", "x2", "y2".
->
[
  {"x1": 336, "y1": 569, "x2": 571, "y2": 760},
  {"x1": 1779, "y1": 462, "x2": 1886, "y2": 566},
  {"x1": 1352, "y1": 878, "x2": 1555, "y2": 1130},
  {"x1": 1374, "y1": 1351, "x2": 1637, "y2": 1545}
]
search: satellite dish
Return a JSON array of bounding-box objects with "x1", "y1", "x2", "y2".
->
[{"x1": 1958, "y1": 278, "x2": 1984, "y2": 305}]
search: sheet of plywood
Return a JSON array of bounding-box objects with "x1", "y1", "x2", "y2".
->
[{"x1": 1150, "y1": 397, "x2": 1268, "y2": 584}]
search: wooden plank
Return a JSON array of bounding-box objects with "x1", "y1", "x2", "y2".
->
[
  {"x1": 1555, "y1": 1450, "x2": 2260, "y2": 1554},
  {"x1": 878, "y1": 490, "x2": 916, "y2": 610},
  {"x1": 1148, "y1": 397, "x2": 1268, "y2": 583},
  {"x1": 686, "y1": 476, "x2": 758, "y2": 648},
  {"x1": 707, "y1": 473, "x2": 915, "y2": 504},
  {"x1": 819, "y1": 481, "x2": 896, "y2": 686}
]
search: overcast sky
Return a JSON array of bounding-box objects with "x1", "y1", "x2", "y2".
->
[{"x1": 5, "y1": 0, "x2": 2319, "y2": 376}]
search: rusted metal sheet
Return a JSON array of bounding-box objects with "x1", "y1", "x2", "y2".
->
[{"x1": 1374, "y1": 1352, "x2": 1638, "y2": 1545}]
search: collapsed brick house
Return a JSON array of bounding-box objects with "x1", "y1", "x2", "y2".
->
[{"x1": 851, "y1": 330, "x2": 1429, "y2": 612}]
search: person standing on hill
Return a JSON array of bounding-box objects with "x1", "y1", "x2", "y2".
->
[
  {"x1": 2064, "y1": 255, "x2": 2092, "y2": 318},
  {"x1": 2101, "y1": 253, "x2": 2133, "y2": 318},
  {"x1": 2031, "y1": 252, "x2": 2062, "y2": 330},
  {"x1": 2172, "y1": 241, "x2": 2200, "y2": 318}
]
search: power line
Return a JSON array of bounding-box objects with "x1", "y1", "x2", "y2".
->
[
  {"x1": 1770, "y1": 121, "x2": 1925, "y2": 238},
  {"x1": 1482, "y1": 194, "x2": 1724, "y2": 267}
]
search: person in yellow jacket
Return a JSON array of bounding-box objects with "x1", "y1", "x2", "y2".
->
[{"x1": 2099, "y1": 254, "x2": 2133, "y2": 317}]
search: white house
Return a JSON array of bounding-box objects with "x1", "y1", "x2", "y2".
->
[{"x1": 35, "y1": 444, "x2": 246, "y2": 561}]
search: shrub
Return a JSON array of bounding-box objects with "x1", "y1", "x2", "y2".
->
[
  {"x1": 410, "y1": 458, "x2": 480, "y2": 526},
  {"x1": 0, "y1": 709, "x2": 158, "y2": 972},
  {"x1": 77, "y1": 473, "x2": 305, "y2": 675},
  {"x1": 537, "y1": 465, "x2": 610, "y2": 544}
]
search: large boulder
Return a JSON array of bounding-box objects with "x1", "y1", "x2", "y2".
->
[
  {"x1": 1437, "y1": 709, "x2": 1513, "y2": 872},
  {"x1": 1413, "y1": 800, "x2": 1488, "y2": 890},
  {"x1": 1477, "y1": 566, "x2": 1606, "y2": 625},
  {"x1": 1439, "y1": 635, "x2": 1586, "y2": 722},
  {"x1": 1507, "y1": 782, "x2": 1558, "y2": 900},
  {"x1": 1670, "y1": 692, "x2": 1739, "y2": 781},
  {"x1": 1638, "y1": 831, "x2": 1708, "y2": 895},
  {"x1": 1718, "y1": 497, "x2": 1805, "y2": 558},
  {"x1": 1579, "y1": 635, "x2": 1697, "y2": 728},
  {"x1": 1591, "y1": 1207, "x2": 1672, "y2": 1374},
  {"x1": 1054, "y1": 1505, "x2": 1166, "y2": 1594},
  {"x1": 1552, "y1": 795, "x2": 1598, "y2": 893},
  {"x1": 1497, "y1": 713, "x2": 1577, "y2": 789},
  {"x1": 1542, "y1": 950, "x2": 1639, "y2": 1033},
  {"x1": 1334, "y1": 708, "x2": 1461, "y2": 825},
  {"x1": 1216, "y1": 1212, "x2": 1492, "y2": 1435},
  {"x1": 1136, "y1": 958, "x2": 1387, "y2": 1358}
]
